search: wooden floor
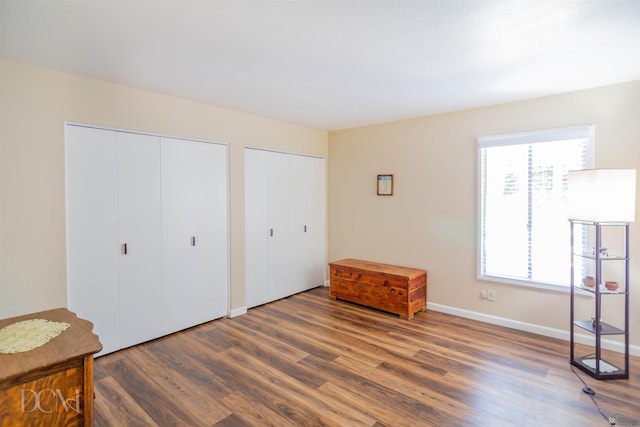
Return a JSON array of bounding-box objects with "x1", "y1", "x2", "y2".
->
[{"x1": 94, "y1": 287, "x2": 640, "y2": 426}]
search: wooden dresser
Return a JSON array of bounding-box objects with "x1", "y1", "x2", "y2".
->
[
  {"x1": 0, "y1": 308, "x2": 102, "y2": 427},
  {"x1": 329, "y1": 259, "x2": 427, "y2": 319}
]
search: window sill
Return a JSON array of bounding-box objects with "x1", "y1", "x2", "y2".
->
[{"x1": 478, "y1": 274, "x2": 594, "y2": 297}]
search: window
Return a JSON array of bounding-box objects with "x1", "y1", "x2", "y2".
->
[{"x1": 478, "y1": 126, "x2": 594, "y2": 288}]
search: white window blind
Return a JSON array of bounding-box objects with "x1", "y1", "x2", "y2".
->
[{"x1": 478, "y1": 126, "x2": 593, "y2": 288}]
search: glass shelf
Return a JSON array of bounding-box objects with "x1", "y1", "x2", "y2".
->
[
  {"x1": 572, "y1": 357, "x2": 627, "y2": 380},
  {"x1": 574, "y1": 284, "x2": 627, "y2": 295},
  {"x1": 574, "y1": 319, "x2": 625, "y2": 335},
  {"x1": 572, "y1": 252, "x2": 627, "y2": 261}
]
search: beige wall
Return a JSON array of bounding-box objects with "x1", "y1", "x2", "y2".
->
[
  {"x1": 329, "y1": 80, "x2": 640, "y2": 349},
  {"x1": 0, "y1": 58, "x2": 328, "y2": 318},
  {"x1": 2, "y1": 56, "x2": 639, "y2": 351}
]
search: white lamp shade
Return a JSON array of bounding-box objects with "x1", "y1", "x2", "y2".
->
[{"x1": 568, "y1": 169, "x2": 637, "y2": 222}]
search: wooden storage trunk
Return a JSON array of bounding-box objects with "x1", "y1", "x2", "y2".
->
[{"x1": 329, "y1": 259, "x2": 427, "y2": 319}]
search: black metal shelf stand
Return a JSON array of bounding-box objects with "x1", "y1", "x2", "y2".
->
[{"x1": 570, "y1": 220, "x2": 629, "y2": 380}]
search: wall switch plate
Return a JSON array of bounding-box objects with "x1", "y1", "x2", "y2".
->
[
  {"x1": 481, "y1": 290, "x2": 488, "y2": 299},
  {"x1": 487, "y1": 289, "x2": 496, "y2": 301}
]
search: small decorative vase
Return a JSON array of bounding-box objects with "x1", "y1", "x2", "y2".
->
[
  {"x1": 582, "y1": 276, "x2": 596, "y2": 288},
  {"x1": 605, "y1": 281, "x2": 619, "y2": 291}
]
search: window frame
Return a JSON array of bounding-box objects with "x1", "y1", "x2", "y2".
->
[{"x1": 477, "y1": 125, "x2": 595, "y2": 291}]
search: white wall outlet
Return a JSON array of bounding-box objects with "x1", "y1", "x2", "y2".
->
[
  {"x1": 487, "y1": 289, "x2": 496, "y2": 301},
  {"x1": 481, "y1": 290, "x2": 488, "y2": 299}
]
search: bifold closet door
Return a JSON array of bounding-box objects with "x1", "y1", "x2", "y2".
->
[
  {"x1": 66, "y1": 126, "x2": 163, "y2": 355},
  {"x1": 288, "y1": 154, "x2": 326, "y2": 294},
  {"x1": 245, "y1": 148, "x2": 326, "y2": 308},
  {"x1": 161, "y1": 138, "x2": 228, "y2": 333},
  {"x1": 116, "y1": 132, "x2": 163, "y2": 349},
  {"x1": 244, "y1": 148, "x2": 269, "y2": 308},
  {"x1": 305, "y1": 156, "x2": 326, "y2": 288},
  {"x1": 266, "y1": 151, "x2": 291, "y2": 302},
  {"x1": 195, "y1": 142, "x2": 228, "y2": 322},
  {"x1": 244, "y1": 149, "x2": 291, "y2": 305},
  {"x1": 66, "y1": 125, "x2": 120, "y2": 354}
]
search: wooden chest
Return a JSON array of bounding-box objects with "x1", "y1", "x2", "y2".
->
[{"x1": 329, "y1": 259, "x2": 427, "y2": 319}]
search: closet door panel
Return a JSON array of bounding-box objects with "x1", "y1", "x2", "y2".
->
[
  {"x1": 305, "y1": 156, "x2": 327, "y2": 288},
  {"x1": 289, "y1": 156, "x2": 325, "y2": 293},
  {"x1": 196, "y1": 142, "x2": 228, "y2": 320},
  {"x1": 267, "y1": 151, "x2": 291, "y2": 302},
  {"x1": 116, "y1": 132, "x2": 163, "y2": 348},
  {"x1": 288, "y1": 155, "x2": 326, "y2": 294},
  {"x1": 244, "y1": 149, "x2": 269, "y2": 308},
  {"x1": 287, "y1": 155, "x2": 310, "y2": 296},
  {"x1": 66, "y1": 125, "x2": 119, "y2": 355},
  {"x1": 162, "y1": 138, "x2": 228, "y2": 331},
  {"x1": 161, "y1": 138, "x2": 199, "y2": 333}
]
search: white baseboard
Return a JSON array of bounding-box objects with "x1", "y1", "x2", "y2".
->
[
  {"x1": 228, "y1": 306, "x2": 247, "y2": 318},
  {"x1": 427, "y1": 302, "x2": 640, "y2": 357},
  {"x1": 323, "y1": 280, "x2": 330, "y2": 287}
]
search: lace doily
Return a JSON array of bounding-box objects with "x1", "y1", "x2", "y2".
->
[{"x1": 0, "y1": 318, "x2": 70, "y2": 354}]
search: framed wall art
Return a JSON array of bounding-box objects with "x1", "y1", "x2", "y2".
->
[{"x1": 377, "y1": 174, "x2": 393, "y2": 196}]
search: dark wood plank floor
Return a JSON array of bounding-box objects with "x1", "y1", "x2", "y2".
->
[{"x1": 94, "y1": 287, "x2": 640, "y2": 426}]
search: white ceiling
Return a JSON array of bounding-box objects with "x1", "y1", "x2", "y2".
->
[{"x1": 2, "y1": 0, "x2": 640, "y2": 131}]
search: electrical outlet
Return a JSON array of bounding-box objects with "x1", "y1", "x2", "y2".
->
[
  {"x1": 487, "y1": 289, "x2": 496, "y2": 301},
  {"x1": 481, "y1": 290, "x2": 488, "y2": 299}
]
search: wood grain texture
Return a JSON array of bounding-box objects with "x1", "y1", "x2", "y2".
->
[
  {"x1": 94, "y1": 287, "x2": 640, "y2": 426},
  {"x1": 329, "y1": 259, "x2": 427, "y2": 319},
  {"x1": 0, "y1": 308, "x2": 102, "y2": 384},
  {"x1": 0, "y1": 308, "x2": 102, "y2": 427},
  {"x1": 0, "y1": 363, "x2": 84, "y2": 427}
]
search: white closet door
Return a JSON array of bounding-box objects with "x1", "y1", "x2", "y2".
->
[
  {"x1": 245, "y1": 149, "x2": 326, "y2": 308},
  {"x1": 116, "y1": 132, "x2": 163, "y2": 348},
  {"x1": 287, "y1": 155, "x2": 309, "y2": 296},
  {"x1": 244, "y1": 149, "x2": 269, "y2": 308},
  {"x1": 162, "y1": 138, "x2": 228, "y2": 332},
  {"x1": 267, "y1": 151, "x2": 291, "y2": 302},
  {"x1": 305, "y1": 156, "x2": 326, "y2": 288},
  {"x1": 288, "y1": 155, "x2": 326, "y2": 294},
  {"x1": 196, "y1": 142, "x2": 228, "y2": 320},
  {"x1": 66, "y1": 125, "x2": 119, "y2": 355},
  {"x1": 162, "y1": 137, "x2": 198, "y2": 333}
]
